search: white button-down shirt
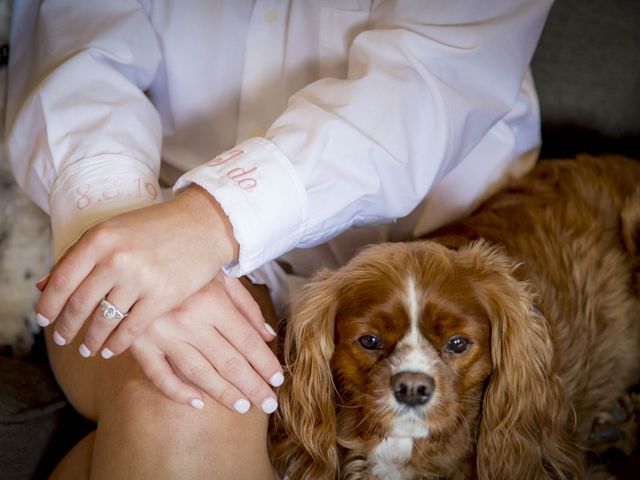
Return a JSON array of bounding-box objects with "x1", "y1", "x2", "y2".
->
[{"x1": 6, "y1": 0, "x2": 552, "y2": 309}]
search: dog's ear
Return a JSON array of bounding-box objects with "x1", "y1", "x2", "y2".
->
[
  {"x1": 620, "y1": 186, "x2": 640, "y2": 295},
  {"x1": 271, "y1": 269, "x2": 340, "y2": 480},
  {"x1": 463, "y1": 244, "x2": 583, "y2": 480}
]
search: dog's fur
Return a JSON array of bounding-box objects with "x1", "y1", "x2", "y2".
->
[{"x1": 270, "y1": 154, "x2": 640, "y2": 479}]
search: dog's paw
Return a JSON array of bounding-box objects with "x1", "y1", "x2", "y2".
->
[{"x1": 588, "y1": 393, "x2": 639, "y2": 455}]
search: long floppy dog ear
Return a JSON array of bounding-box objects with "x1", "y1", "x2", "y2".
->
[
  {"x1": 466, "y1": 244, "x2": 583, "y2": 479},
  {"x1": 271, "y1": 269, "x2": 341, "y2": 480}
]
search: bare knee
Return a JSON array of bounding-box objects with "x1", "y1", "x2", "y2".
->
[
  {"x1": 106, "y1": 372, "x2": 269, "y2": 436},
  {"x1": 48, "y1": 345, "x2": 273, "y2": 479},
  {"x1": 91, "y1": 376, "x2": 272, "y2": 479},
  {"x1": 44, "y1": 279, "x2": 278, "y2": 478}
]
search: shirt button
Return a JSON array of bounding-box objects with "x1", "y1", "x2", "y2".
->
[{"x1": 264, "y1": 9, "x2": 278, "y2": 24}]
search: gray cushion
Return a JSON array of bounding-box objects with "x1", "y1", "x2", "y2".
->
[
  {"x1": 531, "y1": 0, "x2": 640, "y2": 158},
  {"x1": 0, "y1": 342, "x2": 93, "y2": 480}
]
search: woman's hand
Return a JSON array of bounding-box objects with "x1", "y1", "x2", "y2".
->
[
  {"x1": 129, "y1": 274, "x2": 283, "y2": 414},
  {"x1": 36, "y1": 186, "x2": 238, "y2": 359}
]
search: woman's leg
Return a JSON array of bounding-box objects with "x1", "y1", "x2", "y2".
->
[
  {"x1": 50, "y1": 431, "x2": 95, "y2": 479},
  {"x1": 47, "y1": 282, "x2": 278, "y2": 480}
]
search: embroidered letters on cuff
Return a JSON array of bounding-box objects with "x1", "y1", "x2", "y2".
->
[{"x1": 208, "y1": 148, "x2": 258, "y2": 192}]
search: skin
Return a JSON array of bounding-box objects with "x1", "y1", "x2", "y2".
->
[
  {"x1": 47, "y1": 277, "x2": 280, "y2": 480},
  {"x1": 36, "y1": 185, "x2": 283, "y2": 413}
]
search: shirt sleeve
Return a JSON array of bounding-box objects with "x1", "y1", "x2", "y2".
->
[
  {"x1": 175, "y1": 0, "x2": 553, "y2": 276},
  {"x1": 5, "y1": 0, "x2": 163, "y2": 259}
]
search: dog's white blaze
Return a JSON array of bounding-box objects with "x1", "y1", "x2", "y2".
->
[
  {"x1": 383, "y1": 276, "x2": 438, "y2": 437},
  {"x1": 394, "y1": 346, "x2": 436, "y2": 374},
  {"x1": 405, "y1": 276, "x2": 421, "y2": 346},
  {"x1": 370, "y1": 437, "x2": 415, "y2": 480},
  {"x1": 393, "y1": 276, "x2": 433, "y2": 374}
]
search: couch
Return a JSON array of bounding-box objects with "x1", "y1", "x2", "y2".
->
[{"x1": 1, "y1": 0, "x2": 639, "y2": 478}]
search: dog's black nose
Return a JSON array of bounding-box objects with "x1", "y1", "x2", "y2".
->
[{"x1": 391, "y1": 372, "x2": 435, "y2": 407}]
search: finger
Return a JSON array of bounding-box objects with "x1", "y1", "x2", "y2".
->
[
  {"x1": 166, "y1": 340, "x2": 253, "y2": 415},
  {"x1": 195, "y1": 321, "x2": 279, "y2": 414},
  {"x1": 223, "y1": 276, "x2": 276, "y2": 341},
  {"x1": 36, "y1": 244, "x2": 98, "y2": 329},
  {"x1": 214, "y1": 305, "x2": 283, "y2": 389},
  {"x1": 35, "y1": 272, "x2": 50, "y2": 292},
  {"x1": 129, "y1": 337, "x2": 204, "y2": 409},
  {"x1": 101, "y1": 297, "x2": 165, "y2": 358},
  {"x1": 47, "y1": 267, "x2": 113, "y2": 347},
  {"x1": 80, "y1": 287, "x2": 139, "y2": 358}
]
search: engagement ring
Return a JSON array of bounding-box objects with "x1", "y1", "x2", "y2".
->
[{"x1": 100, "y1": 298, "x2": 128, "y2": 322}]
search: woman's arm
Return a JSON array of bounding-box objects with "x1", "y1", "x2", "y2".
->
[
  {"x1": 176, "y1": 0, "x2": 554, "y2": 275},
  {"x1": 7, "y1": 0, "x2": 282, "y2": 411}
]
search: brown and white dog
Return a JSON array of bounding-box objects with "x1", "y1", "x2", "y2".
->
[{"x1": 270, "y1": 154, "x2": 640, "y2": 479}]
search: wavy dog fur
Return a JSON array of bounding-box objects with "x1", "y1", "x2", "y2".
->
[{"x1": 271, "y1": 155, "x2": 640, "y2": 479}]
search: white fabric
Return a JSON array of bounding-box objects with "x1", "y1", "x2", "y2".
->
[{"x1": 6, "y1": 0, "x2": 552, "y2": 309}]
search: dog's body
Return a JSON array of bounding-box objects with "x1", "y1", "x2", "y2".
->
[{"x1": 271, "y1": 154, "x2": 640, "y2": 479}]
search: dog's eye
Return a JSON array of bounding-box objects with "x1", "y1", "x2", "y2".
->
[
  {"x1": 445, "y1": 336, "x2": 470, "y2": 354},
  {"x1": 358, "y1": 334, "x2": 383, "y2": 350}
]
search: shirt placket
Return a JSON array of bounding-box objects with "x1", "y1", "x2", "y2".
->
[{"x1": 236, "y1": 0, "x2": 289, "y2": 144}]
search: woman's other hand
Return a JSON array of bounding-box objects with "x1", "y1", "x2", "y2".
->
[{"x1": 130, "y1": 274, "x2": 283, "y2": 413}]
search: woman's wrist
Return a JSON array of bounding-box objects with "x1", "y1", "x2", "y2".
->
[{"x1": 172, "y1": 185, "x2": 239, "y2": 267}]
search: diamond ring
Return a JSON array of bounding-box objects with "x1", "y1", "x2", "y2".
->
[{"x1": 100, "y1": 298, "x2": 129, "y2": 322}]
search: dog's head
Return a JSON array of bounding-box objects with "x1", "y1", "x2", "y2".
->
[{"x1": 272, "y1": 241, "x2": 582, "y2": 479}]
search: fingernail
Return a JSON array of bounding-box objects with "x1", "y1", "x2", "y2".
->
[
  {"x1": 79, "y1": 343, "x2": 91, "y2": 358},
  {"x1": 101, "y1": 348, "x2": 114, "y2": 359},
  {"x1": 269, "y1": 372, "x2": 284, "y2": 387},
  {"x1": 233, "y1": 398, "x2": 251, "y2": 414},
  {"x1": 261, "y1": 397, "x2": 278, "y2": 414},
  {"x1": 190, "y1": 398, "x2": 204, "y2": 410},
  {"x1": 264, "y1": 322, "x2": 276, "y2": 336},
  {"x1": 36, "y1": 313, "x2": 50, "y2": 327},
  {"x1": 53, "y1": 331, "x2": 66, "y2": 346},
  {"x1": 35, "y1": 273, "x2": 50, "y2": 291}
]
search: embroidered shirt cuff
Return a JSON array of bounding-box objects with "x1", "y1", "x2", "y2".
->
[
  {"x1": 173, "y1": 137, "x2": 307, "y2": 276},
  {"x1": 50, "y1": 155, "x2": 162, "y2": 259}
]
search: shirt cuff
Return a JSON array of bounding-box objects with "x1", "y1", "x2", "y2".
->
[
  {"x1": 173, "y1": 137, "x2": 307, "y2": 276},
  {"x1": 50, "y1": 155, "x2": 162, "y2": 259}
]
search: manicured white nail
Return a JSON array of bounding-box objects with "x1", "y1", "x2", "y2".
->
[
  {"x1": 36, "y1": 313, "x2": 50, "y2": 327},
  {"x1": 264, "y1": 322, "x2": 276, "y2": 336},
  {"x1": 190, "y1": 398, "x2": 204, "y2": 410},
  {"x1": 101, "y1": 348, "x2": 114, "y2": 359},
  {"x1": 79, "y1": 343, "x2": 91, "y2": 358},
  {"x1": 261, "y1": 397, "x2": 278, "y2": 414},
  {"x1": 53, "y1": 331, "x2": 66, "y2": 346},
  {"x1": 233, "y1": 398, "x2": 251, "y2": 414},
  {"x1": 269, "y1": 372, "x2": 284, "y2": 387}
]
